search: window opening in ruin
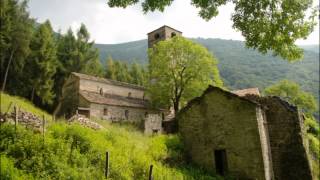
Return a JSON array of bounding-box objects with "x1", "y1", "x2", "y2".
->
[
  {"x1": 145, "y1": 112, "x2": 148, "y2": 118},
  {"x1": 99, "y1": 88, "x2": 103, "y2": 95},
  {"x1": 125, "y1": 110, "x2": 129, "y2": 120},
  {"x1": 143, "y1": 93, "x2": 145, "y2": 100},
  {"x1": 161, "y1": 113, "x2": 165, "y2": 120},
  {"x1": 154, "y1": 33, "x2": 160, "y2": 39},
  {"x1": 103, "y1": 108, "x2": 108, "y2": 116},
  {"x1": 214, "y1": 149, "x2": 228, "y2": 176},
  {"x1": 171, "y1": 32, "x2": 176, "y2": 37},
  {"x1": 128, "y1": 92, "x2": 132, "y2": 98}
]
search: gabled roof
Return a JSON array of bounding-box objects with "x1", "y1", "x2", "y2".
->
[
  {"x1": 72, "y1": 72, "x2": 145, "y2": 90},
  {"x1": 147, "y1": 25, "x2": 182, "y2": 35},
  {"x1": 232, "y1": 88, "x2": 260, "y2": 97},
  {"x1": 79, "y1": 90, "x2": 151, "y2": 109},
  {"x1": 178, "y1": 86, "x2": 260, "y2": 116}
]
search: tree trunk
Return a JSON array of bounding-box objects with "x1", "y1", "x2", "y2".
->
[
  {"x1": 2, "y1": 49, "x2": 15, "y2": 92},
  {"x1": 31, "y1": 87, "x2": 35, "y2": 103},
  {"x1": 173, "y1": 99, "x2": 180, "y2": 116}
]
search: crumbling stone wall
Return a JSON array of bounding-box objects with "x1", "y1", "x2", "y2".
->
[
  {"x1": 178, "y1": 87, "x2": 271, "y2": 179},
  {"x1": 260, "y1": 97, "x2": 313, "y2": 180}
]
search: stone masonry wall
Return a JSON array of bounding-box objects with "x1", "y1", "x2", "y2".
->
[
  {"x1": 178, "y1": 89, "x2": 269, "y2": 179},
  {"x1": 144, "y1": 114, "x2": 162, "y2": 135},
  {"x1": 89, "y1": 103, "x2": 160, "y2": 122},
  {"x1": 79, "y1": 79, "x2": 146, "y2": 100},
  {"x1": 261, "y1": 97, "x2": 313, "y2": 180}
]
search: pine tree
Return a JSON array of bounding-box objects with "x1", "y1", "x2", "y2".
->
[
  {"x1": 26, "y1": 20, "x2": 58, "y2": 105},
  {"x1": 105, "y1": 56, "x2": 116, "y2": 80},
  {"x1": 0, "y1": 0, "x2": 33, "y2": 94}
]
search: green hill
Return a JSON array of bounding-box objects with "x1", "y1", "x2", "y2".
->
[
  {"x1": 0, "y1": 93, "x2": 219, "y2": 180},
  {"x1": 95, "y1": 39, "x2": 319, "y2": 101}
]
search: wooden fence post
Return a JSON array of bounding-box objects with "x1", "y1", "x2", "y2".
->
[
  {"x1": 14, "y1": 105, "x2": 18, "y2": 141},
  {"x1": 148, "y1": 164, "x2": 153, "y2": 180},
  {"x1": 42, "y1": 115, "x2": 45, "y2": 146},
  {"x1": 105, "y1": 151, "x2": 109, "y2": 179}
]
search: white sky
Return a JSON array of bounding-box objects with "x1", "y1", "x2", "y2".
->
[{"x1": 28, "y1": 0, "x2": 319, "y2": 45}]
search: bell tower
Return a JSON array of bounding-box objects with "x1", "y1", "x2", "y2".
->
[{"x1": 147, "y1": 25, "x2": 182, "y2": 48}]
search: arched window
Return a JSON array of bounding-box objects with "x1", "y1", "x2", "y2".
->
[
  {"x1": 99, "y1": 88, "x2": 103, "y2": 95},
  {"x1": 154, "y1": 33, "x2": 160, "y2": 39},
  {"x1": 171, "y1": 32, "x2": 176, "y2": 37}
]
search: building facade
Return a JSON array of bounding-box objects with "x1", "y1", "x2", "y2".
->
[
  {"x1": 177, "y1": 86, "x2": 313, "y2": 180},
  {"x1": 55, "y1": 72, "x2": 164, "y2": 133}
]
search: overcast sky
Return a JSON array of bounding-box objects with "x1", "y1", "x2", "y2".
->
[{"x1": 28, "y1": 0, "x2": 319, "y2": 45}]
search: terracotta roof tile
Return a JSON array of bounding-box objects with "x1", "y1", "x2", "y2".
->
[{"x1": 232, "y1": 88, "x2": 260, "y2": 97}]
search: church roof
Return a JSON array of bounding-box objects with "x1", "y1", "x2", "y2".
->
[
  {"x1": 79, "y1": 90, "x2": 152, "y2": 109},
  {"x1": 232, "y1": 88, "x2": 260, "y2": 97},
  {"x1": 72, "y1": 72, "x2": 145, "y2": 90}
]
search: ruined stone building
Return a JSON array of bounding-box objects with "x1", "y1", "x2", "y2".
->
[
  {"x1": 177, "y1": 86, "x2": 313, "y2": 180},
  {"x1": 55, "y1": 72, "x2": 164, "y2": 134}
]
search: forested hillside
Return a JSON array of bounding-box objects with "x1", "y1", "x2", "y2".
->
[{"x1": 95, "y1": 39, "x2": 319, "y2": 100}]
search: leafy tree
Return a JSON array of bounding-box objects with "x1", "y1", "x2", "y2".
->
[
  {"x1": 0, "y1": 0, "x2": 33, "y2": 93},
  {"x1": 25, "y1": 20, "x2": 58, "y2": 105},
  {"x1": 107, "y1": 0, "x2": 318, "y2": 61},
  {"x1": 264, "y1": 80, "x2": 318, "y2": 114},
  {"x1": 148, "y1": 36, "x2": 223, "y2": 114}
]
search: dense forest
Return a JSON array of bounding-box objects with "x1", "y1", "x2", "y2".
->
[{"x1": 95, "y1": 39, "x2": 319, "y2": 102}]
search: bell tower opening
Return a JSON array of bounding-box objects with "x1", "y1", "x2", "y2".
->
[{"x1": 147, "y1": 25, "x2": 182, "y2": 48}]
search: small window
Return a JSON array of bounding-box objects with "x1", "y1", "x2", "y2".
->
[
  {"x1": 99, "y1": 88, "x2": 103, "y2": 95},
  {"x1": 145, "y1": 112, "x2": 148, "y2": 118},
  {"x1": 154, "y1": 33, "x2": 160, "y2": 39},
  {"x1": 103, "y1": 108, "x2": 108, "y2": 115},
  {"x1": 125, "y1": 110, "x2": 129, "y2": 120},
  {"x1": 171, "y1": 32, "x2": 176, "y2": 37},
  {"x1": 161, "y1": 113, "x2": 165, "y2": 120},
  {"x1": 128, "y1": 92, "x2": 132, "y2": 98}
]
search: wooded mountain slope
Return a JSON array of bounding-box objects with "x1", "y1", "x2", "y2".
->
[{"x1": 95, "y1": 39, "x2": 319, "y2": 100}]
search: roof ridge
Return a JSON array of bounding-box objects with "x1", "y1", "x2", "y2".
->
[{"x1": 72, "y1": 72, "x2": 145, "y2": 90}]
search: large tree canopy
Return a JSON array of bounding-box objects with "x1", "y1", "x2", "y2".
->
[
  {"x1": 107, "y1": 0, "x2": 318, "y2": 61},
  {"x1": 148, "y1": 36, "x2": 223, "y2": 114},
  {"x1": 264, "y1": 79, "x2": 318, "y2": 114}
]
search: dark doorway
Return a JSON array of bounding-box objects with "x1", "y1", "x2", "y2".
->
[{"x1": 214, "y1": 149, "x2": 228, "y2": 176}]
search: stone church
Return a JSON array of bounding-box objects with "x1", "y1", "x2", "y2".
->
[
  {"x1": 55, "y1": 25, "x2": 182, "y2": 134},
  {"x1": 177, "y1": 85, "x2": 313, "y2": 180}
]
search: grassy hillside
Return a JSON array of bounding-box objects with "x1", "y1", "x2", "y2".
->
[
  {"x1": 95, "y1": 39, "x2": 319, "y2": 101},
  {"x1": 0, "y1": 93, "x2": 220, "y2": 180}
]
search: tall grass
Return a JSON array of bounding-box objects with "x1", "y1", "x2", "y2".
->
[{"x1": 0, "y1": 93, "x2": 220, "y2": 179}]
